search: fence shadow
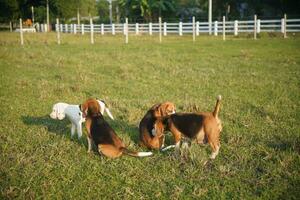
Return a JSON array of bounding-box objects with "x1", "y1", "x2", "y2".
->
[{"x1": 21, "y1": 115, "x2": 86, "y2": 147}]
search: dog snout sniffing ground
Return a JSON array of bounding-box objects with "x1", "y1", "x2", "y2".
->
[{"x1": 139, "y1": 102, "x2": 176, "y2": 150}]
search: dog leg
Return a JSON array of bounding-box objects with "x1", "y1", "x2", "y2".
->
[
  {"x1": 174, "y1": 141, "x2": 181, "y2": 156},
  {"x1": 87, "y1": 136, "x2": 93, "y2": 153},
  {"x1": 209, "y1": 142, "x2": 220, "y2": 159},
  {"x1": 71, "y1": 123, "x2": 76, "y2": 138},
  {"x1": 161, "y1": 135, "x2": 165, "y2": 148},
  {"x1": 77, "y1": 123, "x2": 82, "y2": 139}
]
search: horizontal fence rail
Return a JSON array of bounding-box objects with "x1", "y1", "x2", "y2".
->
[{"x1": 41, "y1": 18, "x2": 300, "y2": 35}]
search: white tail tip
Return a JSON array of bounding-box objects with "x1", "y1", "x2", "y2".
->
[
  {"x1": 105, "y1": 108, "x2": 114, "y2": 120},
  {"x1": 137, "y1": 152, "x2": 153, "y2": 157},
  {"x1": 217, "y1": 95, "x2": 222, "y2": 101},
  {"x1": 160, "y1": 145, "x2": 176, "y2": 152}
]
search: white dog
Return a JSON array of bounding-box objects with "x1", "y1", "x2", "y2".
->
[{"x1": 50, "y1": 100, "x2": 114, "y2": 139}]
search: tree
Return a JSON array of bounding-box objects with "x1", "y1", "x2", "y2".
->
[{"x1": 0, "y1": 0, "x2": 19, "y2": 22}]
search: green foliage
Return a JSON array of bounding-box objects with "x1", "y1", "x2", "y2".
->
[
  {"x1": 0, "y1": 33, "x2": 300, "y2": 199},
  {"x1": 0, "y1": 0, "x2": 19, "y2": 21}
]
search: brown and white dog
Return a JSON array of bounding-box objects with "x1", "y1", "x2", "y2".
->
[
  {"x1": 139, "y1": 102, "x2": 176, "y2": 150},
  {"x1": 154, "y1": 95, "x2": 222, "y2": 159},
  {"x1": 81, "y1": 98, "x2": 153, "y2": 158}
]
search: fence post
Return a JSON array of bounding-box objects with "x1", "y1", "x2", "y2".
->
[
  {"x1": 223, "y1": 16, "x2": 226, "y2": 41},
  {"x1": 65, "y1": 24, "x2": 68, "y2": 33},
  {"x1": 149, "y1": 22, "x2": 152, "y2": 35},
  {"x1": 19, "y1": 18, "x2": 24, "y2": 45},
  {"x1": 281, "y1": 18, "x2": 284, "y2": 33},
  {"x1": 254, "y1": 15, "x2": 257, "y2": 40},
  {"x1": 234, "y1": 20, "x2": 238, "y2": 36},
  {"x1": 36, "y1": 23, "x2": 40, "y2": 32},
  {"x1": 179, "y1": 22, "x2": 182, "y2": 36},
  {"x1": 74, "y1": 24, "x2": 77, "y2": 34},
  {"x1": 123, "y1": 23, "x2": 126, "y2": 35},
  {"x1": 81, "y1": 24, "x2": 84, "y2": 35},
  {"x1": 257, "y1": 19, "x2": 261, "y2": 33},
  {"x1": 193, "y1": 16, "x2": 196, "y2": 41},
  {"x1": 56, "y1": 18, "x2": 61, "y2": 45},
  {"x1": 163, "y1": 22, "x2": 167, "y2": 36},
  {"x1": 214, "y1": 21, "x2": 218, "y2": 36},
  {"x1": 60, "y1": 24, "x2": 63, "y2": 33},
  {"x1": 284, "y1": 14, "x2": 287, "y2": 38},
  {"x1": 125, "y1": 18, "x2": 128, "y2": 44},
  {"x1": 44, "y1": 24, "x2": 48, "y2": 32},
  {"x1": 135, "y1": 23, "x2": 139, "y2": 35},
  {"x1": 101, "y1": 23, "x2": 104, "y2": 35},
  {"x1": 159, "y1": 17, "x2": 162, "y2": 43},
  {"x1": 90, "y1": 18, "x2": 94, "y2": 44},
  {"x1": 196, "y1": 21, "x2": 199, "y2": 36},
  {"x1": 10, "y1": 21, "x2": 12, "y2": 32},
  {"x1": 112, "y1": 24, "x2": 115, "y2": 35}
]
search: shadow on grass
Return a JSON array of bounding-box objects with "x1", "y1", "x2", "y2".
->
[
  {"x1": 21, "y1": 115, "x2": 87, "y2": 148},
  {"x1": 108, "y1": 119, "x2": 140, "y2": 144},
  {"x1": 107, "y1": 119, "x2": 175, "y2": 152},
  {"x1": 266, "y1": 136, "x2": 300, "y2": 154}
]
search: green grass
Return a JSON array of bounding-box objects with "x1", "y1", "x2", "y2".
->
[{"x1": 0, "y1": 32, "x2": 299, "y2": 199}]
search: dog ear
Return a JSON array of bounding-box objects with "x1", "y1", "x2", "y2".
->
[
  {"x1": 153, "y1": 104, "x2": 163, "y2": 118},
  {"x1": 80, "y1": 102, "x2": 89, "y2": 118}
]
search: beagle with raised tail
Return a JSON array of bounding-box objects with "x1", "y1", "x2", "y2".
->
[
  {"x1": 50, "y1": 99, "x2": 114, "y2": 140},
  {"x1": 154, "y1": 95, "x2": 222, "y2": 159},
  {"x1": 139, "y1": 102, "x2": 176, "y2": 150},
  {"x1": 81, "y1": 98, "x2": 153, "y2": 158}
]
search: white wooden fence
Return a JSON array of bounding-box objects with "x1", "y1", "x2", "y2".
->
[{"x1": 46, "y1": 18, "x2": 300, "y2": 35}]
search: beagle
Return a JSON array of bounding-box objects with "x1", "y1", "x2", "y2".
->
[
  {"x1": 50, "y1": 99, "x2": 114, "y2": 140},
  {"x1": 154, "y1": 95, "x2": 222, "y2": 159},
  {"x1": 139, "y1": 102, "x2": 176, "y2": 150},
  {"x1": 81, "y1": 98, "x2": 153, "y2": 158}
]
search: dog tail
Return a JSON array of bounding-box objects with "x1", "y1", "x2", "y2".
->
[
  {"x1": 105, "y1": 108, "x2": 115, "y2": 120},
  {"x1": 213, "y1": 95, "x2": 222, "y2": 118},
  {"x1": 97, "y1": 99, "x2": 115, "y2": 120},
  {"x1": 121, "y1": 147, "x2": 153, "y2": 157},
  {"x1": 160, "y1": 145, "x2": 176, "y2": 152}
]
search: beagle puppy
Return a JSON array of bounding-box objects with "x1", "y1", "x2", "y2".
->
[
  {"x1": 154, "y1": 95, "x2": 222, "y2": 159},
  {"x1": 50, "y1": 99, "x2": 114, "y2": 140},
  {"x1": 139, "y1": 102, "x2": 176, "y2": 150},
  {"x1": 81, "y1": 98, "x2": 153, "y2": 158}
]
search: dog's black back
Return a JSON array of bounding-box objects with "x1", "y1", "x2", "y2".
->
[
  {"x1": 169, "y1": 113, "x2": 204, "y2": 139},
  {"x1": 91, "y1": 114, "x2": 115, "y2": 145},
  {"x1": 139, "y1": 110, "x2": 156, "y2": 137}
]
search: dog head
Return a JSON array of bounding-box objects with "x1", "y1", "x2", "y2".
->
[
  {"x1": 80, "y1": 98, "x2": 101, "y2": 118},
  {"x1": 152, "y1": 102, "x2": 176, "y2": 118},
  {"x1": 50, "y1": 103, "x2": 67, "y2": 120}
]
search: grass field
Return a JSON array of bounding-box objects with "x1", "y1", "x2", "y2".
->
[{"x1": 0, "y1": 32, "x2": 299, "y2": 199}]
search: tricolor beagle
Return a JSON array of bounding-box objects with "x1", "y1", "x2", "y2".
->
[
  {"x1": 154, "y1": 95, "x2": 222, "y2": 159},
  {"x1": 139, "y1": 102, "x2": 176, "y2": 150},
  {"x1": 81, "y1": 98, "x2": 153, "y2": 158}
]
